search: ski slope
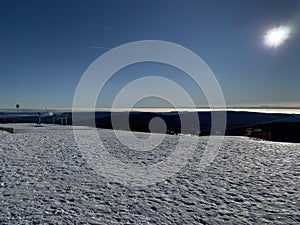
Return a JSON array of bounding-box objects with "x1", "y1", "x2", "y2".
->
[{"x1": 0, "y1": 124, "x2": 299, "y2": 224}]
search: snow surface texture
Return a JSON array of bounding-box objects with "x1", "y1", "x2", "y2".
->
[{"x1": 0, "y1": 124, "x2": 299, "y2": 224}]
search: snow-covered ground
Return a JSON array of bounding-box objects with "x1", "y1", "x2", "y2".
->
[{"x1": 0, "y1": 124, "x2": 299, "y2": 224}]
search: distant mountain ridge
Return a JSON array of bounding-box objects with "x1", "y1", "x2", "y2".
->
[{"x1": 1, "y1": 110, "x2": 300, "y2": 143}]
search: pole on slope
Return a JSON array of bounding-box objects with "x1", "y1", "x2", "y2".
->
[
  {"x1": 16, "y1": 104, "x2": 20, "y2": 121},
  {"x1": 38, "y1": 112, "x2": 41, "y2": 125}
]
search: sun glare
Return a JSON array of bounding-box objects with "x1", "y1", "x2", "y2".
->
[{"x1": 265, "y1": 26, "x2": 290, "y2": 47}]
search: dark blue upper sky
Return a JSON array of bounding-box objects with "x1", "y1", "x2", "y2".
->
[{"x1": 1, "y1": 0, "x2": 300, "y2": 109}]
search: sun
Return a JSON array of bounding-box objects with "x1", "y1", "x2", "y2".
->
[{"x1": 265, "y1": 26, "x2": 290, "y2": 47}]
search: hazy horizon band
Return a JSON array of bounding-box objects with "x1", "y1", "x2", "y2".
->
[{"x1": 1, "y1": 107, "x2": 300, "y2": 114}]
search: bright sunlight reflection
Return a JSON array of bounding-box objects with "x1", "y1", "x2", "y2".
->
[{"x1": 265, "y1": 26, "x2": 290, "y2": 47}]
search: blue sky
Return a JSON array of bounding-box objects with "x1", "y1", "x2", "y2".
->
[{"x1": 1, "y1": 0, "x2": 300, "y2": 109}]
